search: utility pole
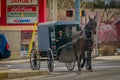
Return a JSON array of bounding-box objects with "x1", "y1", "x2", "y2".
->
[
  {"x1": 52, "y1": 0, "x2": 57, "y2": 21},
  {"x1": 75, "y1": 0, "x2": 80, "y2": 26}
]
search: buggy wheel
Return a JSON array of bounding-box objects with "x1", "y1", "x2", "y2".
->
[
  {"x1": 30, "y1": 49, "x2": 40, "y2": 70},
  {"x1": 47, "y1": 48, "x2": 54, "y2": 72},
  {"x1": 65, "y1": 62, "x2": 75, "y2": 71}
]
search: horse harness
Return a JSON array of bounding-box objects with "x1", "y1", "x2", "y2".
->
[{"x1": 78, "y1": 29, "x2": 94, "y2": 50}]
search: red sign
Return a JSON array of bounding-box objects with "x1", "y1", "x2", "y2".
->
[
  {"x1": 0, "y1": 0, "x2": 1, "y2": 17},
  {"x1": 7, "y1": 6, "x2": 36, "y2": 12}
]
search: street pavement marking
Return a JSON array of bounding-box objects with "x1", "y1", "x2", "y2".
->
[{"x1": 7, "y1": 65, "x2": 12, "y2": 67}]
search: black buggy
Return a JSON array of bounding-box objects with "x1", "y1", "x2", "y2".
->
[{"x1": 30, "y1": 20, "x2": 80, "y2": 72}]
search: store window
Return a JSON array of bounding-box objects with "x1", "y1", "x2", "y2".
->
[{"x1": 21, "y1": 31, "x2": 32, "y2": 57}]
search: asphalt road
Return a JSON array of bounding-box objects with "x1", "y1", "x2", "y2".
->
[
  {"x1": 19, "y1": 68, "x2": 120, "y2": 80},
  {"x1": 1, "y1": 60, "x2": 120, "y2": 70},
  {"x1": 1, "y1": 60, "x2": 120, "y2": 80}
]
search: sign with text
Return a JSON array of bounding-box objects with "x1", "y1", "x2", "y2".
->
[
  {"x1": 7, "y1": 0, "x2": 37, "y2": 5},
  {"x1": 7, "y1": 6, "x2": 38, "y2": 24},
  {"x1": 7, "y1": 17, "x2": 37, "y2": 24},
  {"x1": 7, "y1": 6, "x2": 37, "y2": 12}
]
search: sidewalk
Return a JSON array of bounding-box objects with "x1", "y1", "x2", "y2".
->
[
  {"x1": 0, "y1": 59, "x2": 29, "y2": 64},
  {"x1": 94, "y1": 55, "x2": 120, "y2": 61}
]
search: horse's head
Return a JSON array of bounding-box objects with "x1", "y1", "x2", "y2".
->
[
  {"x1": 84, "y1": 14, "x2": 97, "y2": 39},
  {"x1": 87, "y1": 15, "x2": 97, "y2": 34},
  {"x1": 85, "y1": 16, "x2": 97, "y2": 34}
]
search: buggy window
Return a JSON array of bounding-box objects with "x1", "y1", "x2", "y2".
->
[
  {"x1": 72, "y1": 26, "x2": 78, "y2": 35},
  {"x1": 65, "y1": 26, "x2": 72, "y2": 37},
  {"x1": 65, "y1": 25, "x2": 78, "y2": 37},
  {"x1": 56, "y1": 26, "x2": 66, "y2": 38},
  {"x1": 56, "y1": 25, "x2": 79, "y2": 38}
]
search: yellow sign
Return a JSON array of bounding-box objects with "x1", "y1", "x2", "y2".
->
[{"x1": 21, "y1": 13, "x2": 24, "y2": 17}]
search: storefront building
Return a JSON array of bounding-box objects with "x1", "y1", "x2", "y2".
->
[{"x1": 0, "y1": 0, "x2": 47, "y2": 59}]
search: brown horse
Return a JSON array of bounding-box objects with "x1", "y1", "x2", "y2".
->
[{"x1": 73, "y1": 15, "x2": 97, "y2": 72}]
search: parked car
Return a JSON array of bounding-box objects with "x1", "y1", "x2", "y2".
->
[{"x1": 0, "y1": 34, "x2": 11, "y2": 59}]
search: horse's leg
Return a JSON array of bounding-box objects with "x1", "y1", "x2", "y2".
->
[
  {"x1": 81, "y1": 52, "x2": 86, "y2": 68},
  {"x1": 75, "y1": 52, "x2": 81, "y2": 72},
  {"x1": 77, "y1": 50, "x2": 83, "y2": 71},
  {"x1": 73, "y1": 49, "x2": 81, "y2": 72},
  {"x1": 87, "y1": 49, "x2": 93, "y2": 72},
  {"x1": 77, "y1": 56, "x2": 81, "y2": 71},
  {"x1": 74, "y1": 50, "x2": 80, "y2": 71},
  {"x1": 72, "y1": 43, "x2": 78, "y2": 61},
  {"x1": 74, "y1": 49, "x2": 78, "y2": 62},
  {"x1": 72, "y1": 44, "x2": 81, "y2": 71}
]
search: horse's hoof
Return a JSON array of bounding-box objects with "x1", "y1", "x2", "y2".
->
[
  {"x1": 78, "y1": 68, "x2": 81, "y2": 71},
  {"x1": 81, "y1": 64, "x2": 84, "y2": 68},
  {"x1": 77, "y1": 71, "x2": 81, "y2": 74},
  {"x1": 88, "y1": 69, "x2": 93, "y2": 72}
]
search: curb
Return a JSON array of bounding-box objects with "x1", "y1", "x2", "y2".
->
[
  {"x1": 0, "y1": 59, "x2": 29, "y2": 64},
  {"x1": 0, "y1": 70, "x2": 50, "y2": 79},
  {"x1": 0, "y1": 71, "x2": 8, "y2": 79}
]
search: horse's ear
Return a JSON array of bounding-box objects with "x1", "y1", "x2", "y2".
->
[
  {"x1": 89, "y1": 16, "x2": 92, "y2": 20},
  {"x1": 94, "y1": 13, "x2": 97, "y2": 22}
]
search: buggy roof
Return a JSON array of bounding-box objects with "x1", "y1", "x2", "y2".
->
[{"x1": 38, "y1": 20, "x2": 79, "y2": 27}]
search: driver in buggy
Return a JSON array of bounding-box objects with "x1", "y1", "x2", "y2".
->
[
  {"x1": 56, "y1": 30, "x2": 66, "y2": 59},
  {"x1": 56, "y1": 30, "x2": 66, "y2": 47},
  {"x1": 58, "y1": 30, "x2": 65, "y2": 39}
]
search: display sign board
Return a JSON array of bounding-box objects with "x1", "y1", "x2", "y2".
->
[
  {"x1": 7, "y1": 6, "x2": 37, "y2": 12},
  {"x1": 7, "y1": 6, "x2": 38, "y2": 24},
  {"x1": 7, "y1": 0, "x2": 37, "y2": 5},
  {"x1": 6, "y1": 0, "x2": 38, "y2": 24}
]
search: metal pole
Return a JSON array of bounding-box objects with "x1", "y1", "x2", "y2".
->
[{"x1": 75, "y1": 0, "x2": 80, "y2": 26}]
